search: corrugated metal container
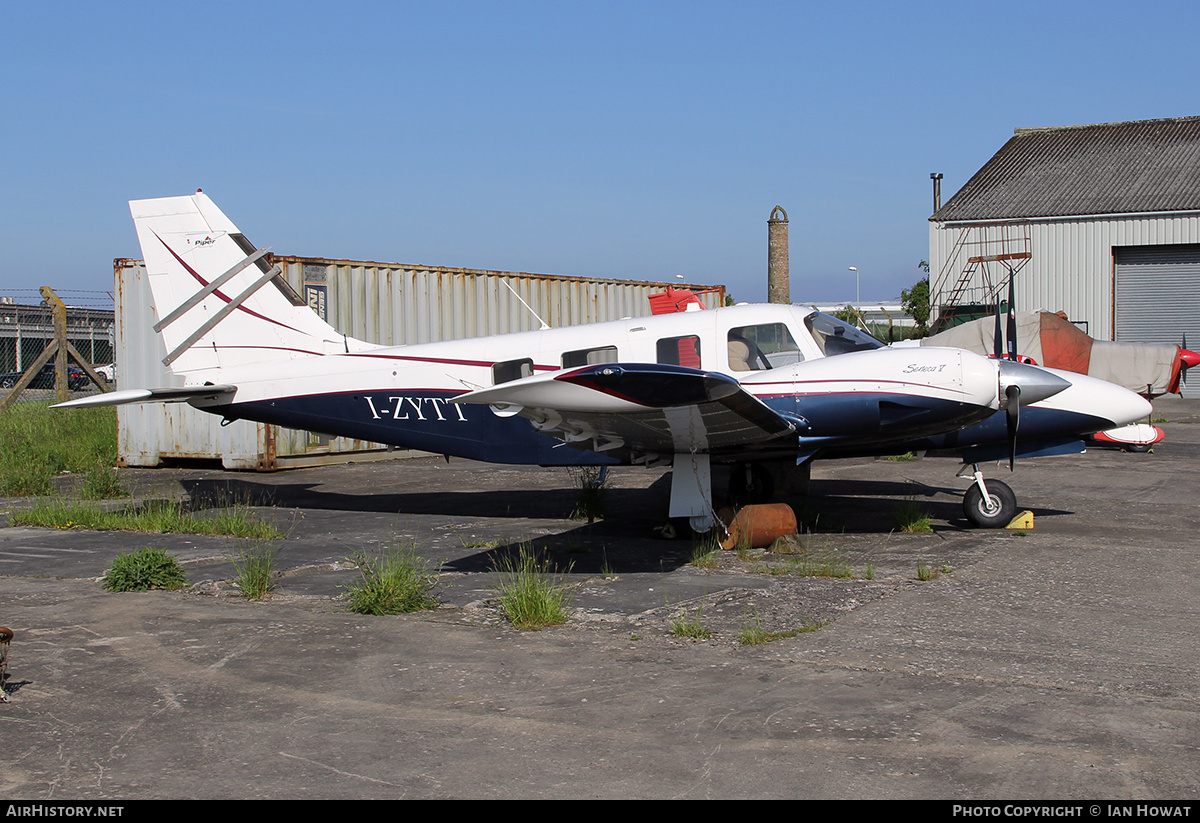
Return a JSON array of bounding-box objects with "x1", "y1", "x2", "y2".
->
[
  {"x1": 115, "y1": 257, "x2": 725, "y2": 469},
  {"x1": 929, "y1": 213, "x2": 1200, "y2": 340}
]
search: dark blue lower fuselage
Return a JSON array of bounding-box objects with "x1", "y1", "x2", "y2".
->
[{"x1": 211, "y1": 389, "x2": 1109, "y2": 467}]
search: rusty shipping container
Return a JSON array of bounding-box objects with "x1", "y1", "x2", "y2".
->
[{"x1": 114, "y1": 256, "x2": 725, "y2": 469}]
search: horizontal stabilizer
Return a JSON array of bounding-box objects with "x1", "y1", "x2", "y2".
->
[{"x1": 51, "y1": 385, "x2": 237, "y2": 409}]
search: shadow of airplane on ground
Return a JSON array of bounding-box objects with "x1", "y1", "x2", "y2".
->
[{"x1": 175, "y1": 468, "x2": 1071, "y2": 545}]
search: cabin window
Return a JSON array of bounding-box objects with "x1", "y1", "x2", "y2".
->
[
  {"x1": 562, "y1": 346, "x2": 618, "y2": 368},
  {"x1": 656, "y1": 335, "x2": 701, "y2": 368},
  {"x1": 727, "y1": 324, "x2": 804, "y2": 371},
  {"x1": 805, "y1": 312, "x2": 886, "y2": 357},
  {"x1": 492, "y1": 358, "x2": 533, "y2": 385}
]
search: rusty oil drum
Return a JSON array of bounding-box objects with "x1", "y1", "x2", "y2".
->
[{"x1": 719, "y1": 504, "x2": 797, "y2": 550}]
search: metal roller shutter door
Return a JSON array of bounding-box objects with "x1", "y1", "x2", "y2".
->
[{"x1": 1114, "y1": 244, "x2": 1200, "y2": 344}]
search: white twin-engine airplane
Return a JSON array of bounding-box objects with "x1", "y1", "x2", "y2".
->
[{"x1": 58, "y1": 192, "x2": 1152, "y2": 532}]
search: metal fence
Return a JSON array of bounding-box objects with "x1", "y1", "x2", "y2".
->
[{"x1": 0, "y1": 293, "x2": 115, "y2": 404}]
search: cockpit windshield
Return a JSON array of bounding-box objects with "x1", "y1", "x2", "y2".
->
[{"x1": 804, "y1": 312, "x2": 887, "y2": 357}]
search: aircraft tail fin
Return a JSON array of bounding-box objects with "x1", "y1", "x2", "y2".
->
[{"x1": 130, "y1": 192, "x2": 366, "y2": 376}]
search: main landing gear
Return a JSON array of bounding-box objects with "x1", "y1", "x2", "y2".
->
[{"x1": 959, "y1": 463, "x2": 1018, "y2": 528}]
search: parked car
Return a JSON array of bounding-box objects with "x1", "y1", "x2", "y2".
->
[
  {"x1": 0, "y1": 363, "x2": 90, "y2": 391},
  {"x1": 94, "y1": 363, "x2": 116, "y2": 383}
]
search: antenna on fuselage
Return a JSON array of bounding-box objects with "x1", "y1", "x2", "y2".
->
[{"x1": 502, "y1": 280, "x2": 550, "y2": 330}]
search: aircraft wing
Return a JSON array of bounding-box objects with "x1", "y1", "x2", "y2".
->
[{"x1": 451, "y1": 363, "x2": 797, "y2": 457}]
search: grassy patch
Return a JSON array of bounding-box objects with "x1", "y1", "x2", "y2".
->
[
  {"x1": 737, "y1": 609, "x2": 825, "y2": 645},
  {"x1": 101, "y1": 547, "x2": 188, "y2": 592},
  {"x1": 342, "y1": 546, "x2": 441, "y2": 615},
  {"x1": 759, "y1": 549, "x2": 855, "y2": 579},
  {"x1": 460, "y1": 537, "x2": 503, "y2": 549},
  {"x1": 9, "y1": 498, "x2": 284, "y2": 539},
  {"x1": 689, "y1": 531, "x2": 722, "y2": 569},
  {"x1": 0, "y1": 403, "x2": 121, "y2": 497},
  {"x1": 568, "y1": 466, "x2": 607, "y2": 523},
  {"x1": 230, "y1": 542, "x2": 279, "y2": 600},
  {"x1": 917, "y1": 558, "x2": 953, "y2": 581},
  {"x1": 79, "y1": 457, "x2": 129, "y2": 500},
  {"x1": 491, "y1": 545, "x2": 573, "y2": 630},
  {"x1": 894, "y1": 498, "x2": 934, "y2": 533},
  {"x1": 669, "y1": 600, "x2": 712, "y2": 639}
]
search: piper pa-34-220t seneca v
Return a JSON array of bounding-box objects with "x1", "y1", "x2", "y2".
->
[{"x1": 57, "y1": 192, "x2": 1153, "y2": 532}]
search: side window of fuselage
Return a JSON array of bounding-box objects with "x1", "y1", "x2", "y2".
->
[
  {"x1": 493, "y1": 358, "x2": 533, "y2": 385},
  {"x1": 562, "y1": 346, "x2": 618, "y2": 368},
  {"x1": 656, "y1": 335, "x2": 701, "y2": 368},
  {"x1": 727, "y1": 323, "x2": 804, "y2": 371}
]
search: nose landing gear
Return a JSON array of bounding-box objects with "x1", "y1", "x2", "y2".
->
[{"x1": 959, "y1": 463, "x2": 1018, "y2": 528}]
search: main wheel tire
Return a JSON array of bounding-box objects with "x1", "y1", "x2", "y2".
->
[
  {"x1": 655, "y1": 518, "x2": 694, "y2": 540},
  {"x1": 728, "y1": 462, "x2": 774, "y2": 506},
  {"x1": 962, "y1": 479, "x2": 1017, "y2": 528}
]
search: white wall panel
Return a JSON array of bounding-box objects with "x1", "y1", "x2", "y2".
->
[{"x1": 930, "y1": 214, "x2": 1200, "y2": 340}]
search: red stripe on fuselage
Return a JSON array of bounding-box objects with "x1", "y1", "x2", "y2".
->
[{"x1": 156, "y1": 232, "x2": 308, "y2": 335}]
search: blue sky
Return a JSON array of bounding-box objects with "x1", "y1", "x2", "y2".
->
[{"x1": 3, "y1": 0, "x2": 1199, "y2": 309}]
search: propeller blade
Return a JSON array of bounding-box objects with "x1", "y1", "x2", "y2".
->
[
  {"x1": 993, "y1": 299, "x2": 1003, "y2": 360},
  {"x1": 1005, "y1": 384, "x2": 1021, "y2": 471},
  {"x1": 1180, "y1": 336, "x2": 1200, "y2": 374},
  {"x1": 1006, "y1": 275, "x2": 1017, "y2": 362}
]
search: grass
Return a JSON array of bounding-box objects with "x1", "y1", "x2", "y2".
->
[
  {"x1": 917, "y1": 558, "x2": 953, "y2": 581},
  {"x1": 759, "y1": 549, "x2": 855, "y2": 579},
  {"x1": 79, "y1": 456, "x2": 129, "y2": 500},
  {"x1": 460, "y1": 537, "x2": 503, "y2": 549},
  {"x1": 669, "y1": 599, "x2": 712, "y2": 639},
  {"x1": 2, "y1": 404, "x2": 283, "y2": 540},
  {"x1": 568, "y1": 466, "x2": 608, "y2": 523},
  {"x1": 342, "y1": 545, "x2": 441, "y2": 615},
  {"x1": 894, "y1": 497, "x2": 934, "y2": 533},
  {"x1": 600, "y1": 550, "x2": 616, "y2": 579},
  {"x1": 737, "y1": 609, "x2": 826, "y2": 645},
  {"x1": 491, "y1": 545, "x2": 573, "y2": 630},
  {"x1": 9, "y1": 498, "x2": 284, "y2": 539},
  {"x1": 689, "y1": 531, "x2": 722, "y2": 569},
  {"x1": 231, "y1": 542, "x2": 279, "y2": 600},
  {"x1": 101, "y1": 547, "x2": 188, "y2": 593},
  {"x1": 0, "y1": 403, "x2": 122, "y2": 497}
]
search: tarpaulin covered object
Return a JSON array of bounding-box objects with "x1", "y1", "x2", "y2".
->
[{"x1": 920, "y1": 311, "x2": 1187, "y2": 396}]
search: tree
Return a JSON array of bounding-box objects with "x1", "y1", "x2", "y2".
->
[{"x1": 901, "y1": 262, "x2": 931, "y2": 338}]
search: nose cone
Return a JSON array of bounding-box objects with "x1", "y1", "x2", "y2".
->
[
  {"x1": 1097, "y1": 379, "x2": 1153, "y2": 427},
  {"x1": 997, "y1": 360, "x2": 1072, "y2": 406},
  {"x1": 1036, "y1": 367, "x2": 1153, "y2": 430}
]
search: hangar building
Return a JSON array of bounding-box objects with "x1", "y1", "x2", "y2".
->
[{"x1": 928, "y1": 116, "x2": 1200, "y2": 344}]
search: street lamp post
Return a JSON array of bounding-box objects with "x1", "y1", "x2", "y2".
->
[{"x1": 848, "y1": 267, "x2": 859, "y2": 306}]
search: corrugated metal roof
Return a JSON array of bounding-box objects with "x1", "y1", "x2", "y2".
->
[{"x1": 934, "y1": 116, "x2": 1200, "y2": 222}]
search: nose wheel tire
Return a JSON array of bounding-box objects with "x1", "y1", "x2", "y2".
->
[{"x1": 963, "y1": 479, "x2": 1017, "y2": 528}]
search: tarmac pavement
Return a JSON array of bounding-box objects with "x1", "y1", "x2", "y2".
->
[{"x1": 1, "y1": 397, "x2": 1199, "y2": 799}]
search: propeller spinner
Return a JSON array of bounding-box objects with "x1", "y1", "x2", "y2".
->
[{"x1": 997, "y1": 360, "x2": 1071, "y2": 471}]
